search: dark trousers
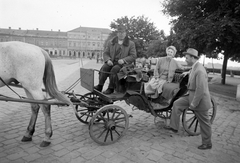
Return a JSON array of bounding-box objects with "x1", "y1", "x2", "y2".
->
[{"x1": 99, "y1": 63, "x2": 123, "y2": 89}]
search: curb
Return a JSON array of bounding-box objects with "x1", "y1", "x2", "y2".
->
[{"x1": 210, "y1": 91, "x2": 237, "y2": 101}]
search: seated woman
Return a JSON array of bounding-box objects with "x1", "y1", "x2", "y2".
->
[{"x1": 144, "y1": 46, "x2": 186, "y2": 100}]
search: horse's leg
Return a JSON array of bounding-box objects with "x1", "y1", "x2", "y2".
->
[
  {"x1": 25, "y1": 88, "x2": 52, "y2": 147},
  {"x1": 39, "y1": 103, "x2": 52, "y2": 147},
  {"x1": 21, "y1": 89, "x2": 40, "y2": 142}
]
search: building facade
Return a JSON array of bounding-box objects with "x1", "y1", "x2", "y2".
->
[
  {"x1": 67, "y1": 27, "x2": 111, "y2": 58},
  {"x1": 0, "y1": 26, "x2": 111, "y2": 58}
]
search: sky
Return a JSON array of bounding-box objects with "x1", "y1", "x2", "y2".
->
[
  {"x1": 0, "y1": 0, "x2": 240, "y2": 68},
  {"x1": 0, "y1": 0, "x2": 171, "y2": 33}
]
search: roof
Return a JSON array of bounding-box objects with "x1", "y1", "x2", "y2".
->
[
  {"x1": 0, "y1": 28, "x2": 27, "y2": 35},
  {"x1": 68, "y1": 26, "x2": 111, "y2": 34},
  {"x1": 0, "y1": 28, "x2": 67, "y2": 37},
  {"x1": 0, "y1": 26, "x2": 111, "y2": 37},
  {"x1": 25, "y1": 30, "x2": 67, "y2": 37}
]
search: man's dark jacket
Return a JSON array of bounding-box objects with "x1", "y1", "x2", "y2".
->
[{"x1": 103, "y1": 36, "x2": 137, "y2": 64}]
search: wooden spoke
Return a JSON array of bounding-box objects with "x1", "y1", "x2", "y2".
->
[{"x1": 89, "y1": 105, "x2": 129, "y2": 145}]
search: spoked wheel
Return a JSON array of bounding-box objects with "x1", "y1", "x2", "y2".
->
[
  {"x1": 74, "y1": 92, "x2": 103, "y2": 124},
  {"x1": 182, "y1": 96, "x2": 217, "y2": 136},
  {"x1": 156, "y1": 109, "x2": 171, "y2": 119},
  {"x1": 89, "y1": 104, "x2": 129, "y2": 145},
  {"x1": 154, "y1": 110, "x2": 171, "y2": 126}
]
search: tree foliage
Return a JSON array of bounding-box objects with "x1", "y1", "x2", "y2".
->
[
  {"x1": 162, "y1": 0, "x2": 240, "y2": 84},
  {"x1": 105, "y1": 15, "x2": 165, "y2": 58},
  {"x1": 145, "y1": 40, "x2": 168, "y2": 57}
]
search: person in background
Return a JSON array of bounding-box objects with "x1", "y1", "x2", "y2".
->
[
  {"x1": 164, "y1": 48, "x2": 213, "y2": 150},
  {"x1": 94, "y1": 25, "x2": 137, "y2": 94}
]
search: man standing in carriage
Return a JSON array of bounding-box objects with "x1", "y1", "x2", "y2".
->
[{"x1": 94, "y1": 25, "x2": 137, "y2": 94}]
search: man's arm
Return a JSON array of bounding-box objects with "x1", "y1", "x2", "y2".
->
[
  {"x1": 122, "y1": 41, "x2": 137, "y2": 64},
  {"x1": 103, "y1": 41, "x2": 111, "y2": 63}
]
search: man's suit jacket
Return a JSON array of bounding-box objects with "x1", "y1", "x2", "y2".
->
[{"x1": 188, "y1": 62, "x2": 211, "y2": 111}]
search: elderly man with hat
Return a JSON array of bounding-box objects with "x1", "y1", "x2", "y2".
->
[
  {"x1": 164, "y1": 48, "x2": 213, "y2": 150},
  {"x1": 94, "y1": 25, "x2": 137, "y2": 94}
]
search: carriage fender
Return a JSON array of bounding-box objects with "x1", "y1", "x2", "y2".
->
[{"x1": 124, "y1": 91, "x2": 149, "y2": 110}]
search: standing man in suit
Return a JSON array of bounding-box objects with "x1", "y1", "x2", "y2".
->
[
  {"x1": 94, "y1": 25, "x2": 137, "y2": 94},
  {"x1": 164, "y1": 48, "x2": 212, "y2": 150}
]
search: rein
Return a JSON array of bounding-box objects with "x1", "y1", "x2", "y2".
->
[{"x1": 0, "y1": 77, "x2": 24, "y2": 99}]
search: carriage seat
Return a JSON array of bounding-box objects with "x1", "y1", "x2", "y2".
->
[
  {"x1": 147, "y1": 70, "x2": 187, "y2": 106},
  {"x1": 116, "y1": 65, "x2": 149, "y2": 93}
]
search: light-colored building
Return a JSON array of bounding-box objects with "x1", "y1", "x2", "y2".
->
[
  {"x1": 0, "y1": 26, "x2": 111, "y2": 58},
  {"x1": 67, "y1": 26, "x2": 111, "y2": 58}
]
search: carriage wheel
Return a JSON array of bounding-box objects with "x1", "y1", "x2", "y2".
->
[
  {"x1": 182, "y1": 96, "x2": 217, "y2": 136},
  {"x1": 154, "y1": 110, "x2": 172, "y2": 126},
  {"x1": 156, "y1": 110, "x2": 172, "y2": 119},
  {"x1": 74, "y1": 92, "x2": 101, "y2": 124},
  {"x1": 89, "y1": 104, "x2": 129, "y2": 145}
]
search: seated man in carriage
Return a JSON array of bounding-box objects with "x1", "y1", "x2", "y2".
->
[{"x1": 94, "y1": 25, "x2": 137, "y2": 95}]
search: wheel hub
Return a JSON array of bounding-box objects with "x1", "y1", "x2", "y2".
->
[{"x1": 106, "y1": 120, "x2": 115, "y2": 130}]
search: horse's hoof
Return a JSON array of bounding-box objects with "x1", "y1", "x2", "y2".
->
[
  {"x1": 40, "y1": 141, "x2": 51, "y2": 147},
  {"x1": 21, "y1": 136, "x2": 32, "y2": 142}
]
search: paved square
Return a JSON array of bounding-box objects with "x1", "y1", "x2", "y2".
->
[{"x1": 0, "y1": 59, "x2": 240, "y2": 163}]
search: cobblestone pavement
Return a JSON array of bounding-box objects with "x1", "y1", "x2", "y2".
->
[{"x1": 0, "y1": 59, "x2": 240, "y2": 163}]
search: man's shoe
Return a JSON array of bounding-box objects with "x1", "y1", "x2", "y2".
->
[
  {"x1": 198, "y1": 144, "x2": 212, "y2": 150},
  {"x1": 94, "y1": 85, "x2": 103, "y2": 92},
  {"x1": 103, "y1": 88, "x2": 114, "y2": 95},
  {"x1": 163, "y1": 126, "x2": 178, "y2": 133}
]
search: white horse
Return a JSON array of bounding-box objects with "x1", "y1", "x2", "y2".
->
[{"x1": 0, "y1": 41, "x2": 72, "y2": 147}]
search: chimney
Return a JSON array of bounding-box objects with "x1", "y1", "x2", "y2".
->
[
  {"x1": 36, "y1": 28, "x2": 38, "y2": 30},
  {"x1": 19, "y1": 28, "x2": 21, "y2": 30},
  {"x1": 58, "y1": 29, "x2": 60, "y2": 32},
  {"x1": 9, "y1": 27, "x2": 11, "y2": 29}
]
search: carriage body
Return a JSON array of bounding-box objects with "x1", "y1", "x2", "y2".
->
[{"x1": 73, "y1": 67, "x2": 217, "y2": 145}]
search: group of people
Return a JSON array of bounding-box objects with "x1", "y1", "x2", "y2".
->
[{"x1": 94, "y1": 25, "x2": 212, "y2": 150}]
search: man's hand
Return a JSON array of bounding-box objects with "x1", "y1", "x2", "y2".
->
[
  {"x1": 107, "y1": 60, "x2": 113, "y2": 66},
  {"x1": 189, "y1": 103, "x2": 195, "y2": 110},
  {"x1": 118, "y1": 59, "x2": 125, "y2": 65},
  {"x1": 182, "y1": 71, "x2": 189, "y2": 77}
]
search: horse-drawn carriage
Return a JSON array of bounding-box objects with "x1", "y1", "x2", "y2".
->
[
  {"x1": 0, "y1": 41, "x2": 217, "y2": 147},
  {"x1": 71, "y1": 67, "x2": 217, "y2": 145}
]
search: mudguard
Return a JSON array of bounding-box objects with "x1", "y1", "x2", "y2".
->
[{"x1": 124, "y1": 91, "x2": 150, "y2": 112}]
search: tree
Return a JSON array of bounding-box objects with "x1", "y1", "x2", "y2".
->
[
  {"x1": 162, "y1": 0, "x2": 240, "y2": 84},
  {"x1": 145, "y1": 39, "x2": 168, "y2": 57},
  {"x1": 105, "y1": 16, "x2": 165, "y2": 58}
]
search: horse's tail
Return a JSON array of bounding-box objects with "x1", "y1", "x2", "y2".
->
[{"x1": 41, "y1": 49, "x2": 72, "y2": 105}]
